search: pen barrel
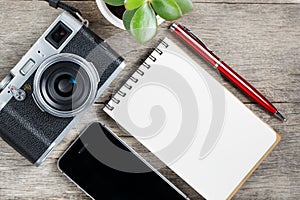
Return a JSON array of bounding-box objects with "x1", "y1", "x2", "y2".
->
[
  {"x1": 172, "y1": 24, "x2": 221, "y2": 65},
  {"x1": 217, "y1": 62, "x2": 277, "y2": 114},
  {"x1": 171, "y1": 22, "x2": 278, "y2": 115}
]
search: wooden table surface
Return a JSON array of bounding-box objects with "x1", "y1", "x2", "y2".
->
[{"x1": 0, "y1": 0, "x2": 299, "y2": 199}]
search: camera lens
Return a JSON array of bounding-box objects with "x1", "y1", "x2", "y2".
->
[
  {"x1": 55, "y1": 75, "x2": 76, "y2": 97},
  {"x1": 41, "y1": 61, "x2": 91, "y2": 112},
  {"x1": 33, "y1": 54, "x2": 100, "y2": 118}
]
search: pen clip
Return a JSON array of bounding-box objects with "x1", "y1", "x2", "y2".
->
[{"x1": 183, "y1": 26, "x2": 213, "y2": 52}]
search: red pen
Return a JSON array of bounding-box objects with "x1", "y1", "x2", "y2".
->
[{"x1": 170, "y1": 22, "x2": 286, "y2": 122}]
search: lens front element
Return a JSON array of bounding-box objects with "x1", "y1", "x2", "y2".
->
[
  {"x1": 33, "y1": 54, "x2": 100, "y2": 118},
  {"x1": 55, "y1": 74, "x2": 76, "y2": 97}
]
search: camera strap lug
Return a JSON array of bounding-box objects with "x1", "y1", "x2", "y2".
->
[
  {"x1": 45, "y1": 0, "x2": 89, "y2": 27},
  {"x1": 75, "y1": 12, "x2": 89, "y2": 27}
]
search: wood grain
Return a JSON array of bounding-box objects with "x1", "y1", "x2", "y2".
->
[{"x1": 0, "y1": 0, "x2": 299, "y2": 200}]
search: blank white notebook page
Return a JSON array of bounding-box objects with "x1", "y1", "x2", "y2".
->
[{"x1": 104, "y1": 38, "x2": 278, "y2": 200}]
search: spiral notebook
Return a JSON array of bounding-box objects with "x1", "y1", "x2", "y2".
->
[{"x1": 103, "y1": 38, "x2": 280, "y2": 200}]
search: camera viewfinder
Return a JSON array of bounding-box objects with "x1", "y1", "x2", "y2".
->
[{"x1": 46, "y1": 22, "x2": 72, "y2": 49}]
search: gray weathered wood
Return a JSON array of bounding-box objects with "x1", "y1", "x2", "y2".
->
[{"x1": 0, "y1": 1, "x2": 299, "y2": 200}]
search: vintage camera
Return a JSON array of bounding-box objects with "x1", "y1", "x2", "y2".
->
[{"x1": 0, "y1": 12, "x2": 125, "y2": 166}]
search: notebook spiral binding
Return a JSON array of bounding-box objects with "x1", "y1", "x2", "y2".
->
[{"x1": 105, "y1": 40, "x2": 169, "y2": 111}]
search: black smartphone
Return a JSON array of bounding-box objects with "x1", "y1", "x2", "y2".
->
[{"x1": 57, "y1": 122, "x2": 189, "y2": 200}]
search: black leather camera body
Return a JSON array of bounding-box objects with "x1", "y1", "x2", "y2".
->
[{"x1": 0, "y1": 12, "x2": 125, "y2": 166}]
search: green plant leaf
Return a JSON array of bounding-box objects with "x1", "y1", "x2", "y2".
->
[
  {"x1": 104, "y1": 0, "x2": 124, "y2": 6},
  {"x1": 130, "y1": 3, "x2": 158, "y2": 44},
  {"x1": 125, "y1": 0, "x2": 146, "y2": 10},
  {"x1": 174, "y1": 0, "x2": 194, "y2": 14},
  {"x1": 123, "y1": 9, "x2": 137, "y2": 30},
  {"x1": 151, "y1": 0, "x2": 182, "y2": 21}
]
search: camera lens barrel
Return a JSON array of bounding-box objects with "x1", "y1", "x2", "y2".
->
[{"x1": 33, "y1": 53, "x2": 100, "y2": 118}]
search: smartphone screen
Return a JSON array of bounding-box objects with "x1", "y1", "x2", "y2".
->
[{"x1": 58, "y1": 122, "x2": 189, "y2": 200}]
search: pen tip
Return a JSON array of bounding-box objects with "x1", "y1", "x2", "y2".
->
[{"x1": 274, "y1": 111, "x2": 287, "y2": 122}]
